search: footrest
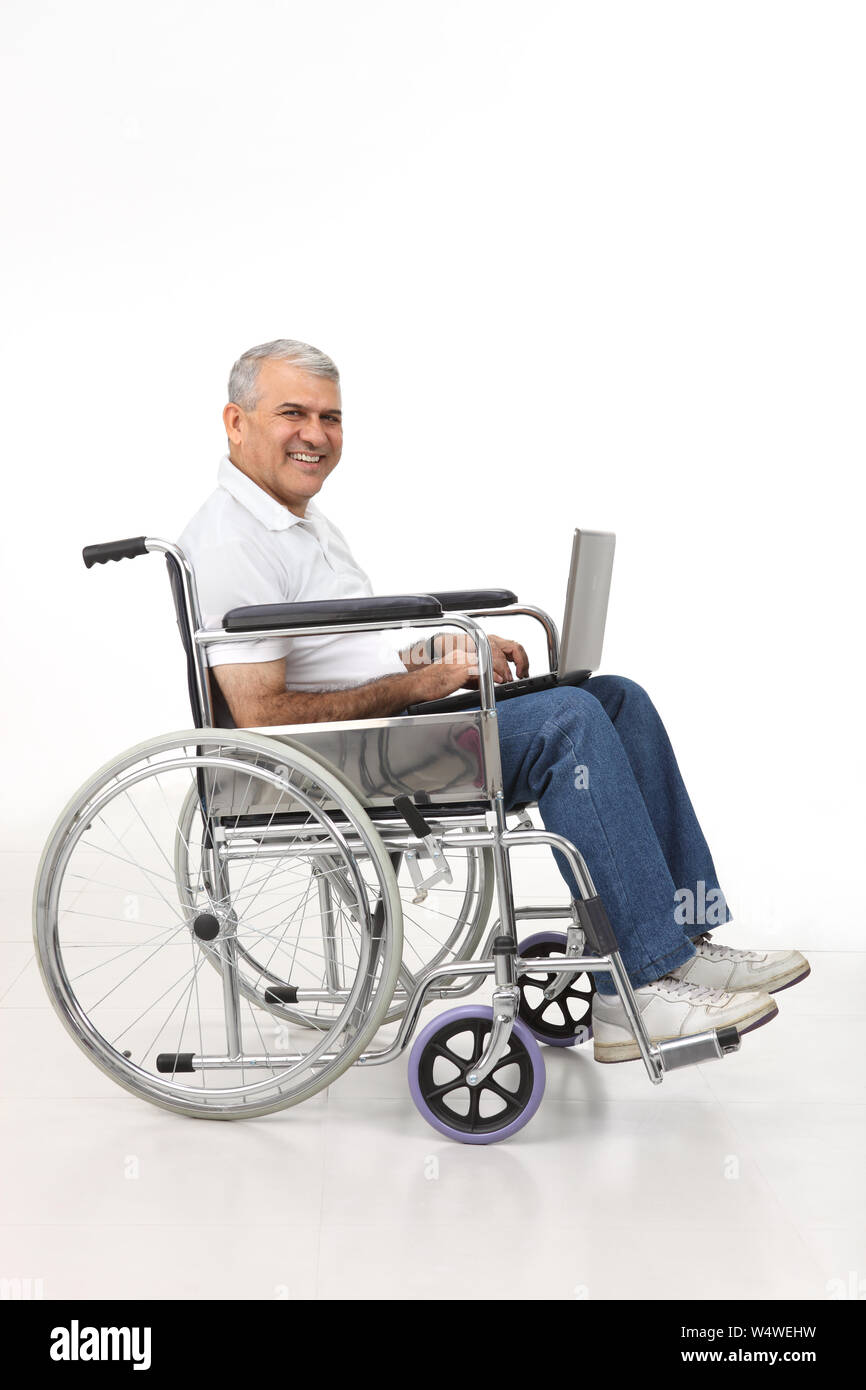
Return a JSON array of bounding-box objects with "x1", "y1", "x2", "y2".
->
[{"x1": 654, "y1": 1025, "x2": 741, "y2": 1072}]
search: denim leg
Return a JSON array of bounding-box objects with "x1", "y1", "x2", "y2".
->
[
  {"x1": 582, "y1": 675, "x2": 732, "y2": 932},
  {"x1": 495, "y1": 684, "x2": 698, "y2": 993}
]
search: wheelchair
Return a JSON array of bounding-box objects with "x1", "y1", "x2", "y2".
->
[{"x1": 33, "y1": 536, "x2": 744, "y2": 1142}]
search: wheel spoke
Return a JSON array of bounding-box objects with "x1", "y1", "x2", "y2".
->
[
  {"x1": 467, "y1": 1081, "x2": 482, "y2": 1128},
  {"x1": 427, "y1": 1076, "x2": 469, "y2": 1101},
  {"x1": 428, "y1": 1039, "x2": 471, "y2": 1067},
  {"x1": 481, "y1": 1077, "x2": 522, "y2": 1116}
]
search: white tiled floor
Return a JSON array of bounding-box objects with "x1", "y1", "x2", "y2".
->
[{"x1": 6, "y1": 849, "x2": 866, "y2": 1300}]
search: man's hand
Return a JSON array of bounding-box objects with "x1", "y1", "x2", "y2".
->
[
  {"x1": 429, "y1": 632, "x2": 529, "y2": 688},
  {"x1": 485, "y1": 633, "x2": 530, "y2": 685}
]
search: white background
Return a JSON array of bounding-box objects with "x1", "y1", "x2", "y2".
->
[{"x1": 2, "y1": 0, "x2": 863, "y2": 946}]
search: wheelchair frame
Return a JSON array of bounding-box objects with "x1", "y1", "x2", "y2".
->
[{"x1": 33, "y1": 534, "x2": 745, "y2": 1142}]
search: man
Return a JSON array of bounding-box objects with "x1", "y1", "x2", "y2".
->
[{"x1": 179, "y1": 339, "x2": 810, "y2": 1063}]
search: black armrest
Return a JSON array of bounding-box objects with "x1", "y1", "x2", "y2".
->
[
  {"x1": 427, "y1": 588, "x2": 517, "y2": 610},
  {"x1": 222, "y1": 593, "x2": 444, "y2": 633}
]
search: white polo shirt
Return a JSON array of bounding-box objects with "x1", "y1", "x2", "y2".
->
[{"x1": 178, "y1": 456, "x2": 408, "y2": 691}]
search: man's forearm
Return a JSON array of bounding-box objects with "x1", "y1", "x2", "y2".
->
[{"x1": 233, "y1": 667, "x2": 433, "y2": 727}]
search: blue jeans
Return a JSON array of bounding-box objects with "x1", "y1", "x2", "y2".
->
[{"x1": 490, "y1": 676, "x2": 732, "y2": 994}]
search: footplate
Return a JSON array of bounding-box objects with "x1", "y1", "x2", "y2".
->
[{"x1": 654, "y1": 1025, "x2": 741, "y2": 1072}]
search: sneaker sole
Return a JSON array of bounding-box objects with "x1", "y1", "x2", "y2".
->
[
  {"x1": 593, "y1": 996, "x2": 779, "y2": 1064},
  {"x1": 767, "y1": 962, "x2": 811, "y2": 994}
]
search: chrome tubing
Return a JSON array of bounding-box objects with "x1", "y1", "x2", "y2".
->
[
  {"x1": 465, "y1": 988, "x2": 518, "y2": 1086},
  {"x1": 196, "y1": 612, "x2": 498, "y2": 713},
  {"x1": 445, "y1": 602, "x2": 561, "y2": 675},
  {"x1": 144, "y1": 538, "x2": 213, "y2": 725}
]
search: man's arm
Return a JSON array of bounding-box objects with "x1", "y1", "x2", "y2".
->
[{"x1": 212, "y1": 652, "x2": 480, "y2": 727}]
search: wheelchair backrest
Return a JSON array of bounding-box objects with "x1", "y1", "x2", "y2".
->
[{"x1": 165, "y1": 554, "x2": 219, "y2": 728}]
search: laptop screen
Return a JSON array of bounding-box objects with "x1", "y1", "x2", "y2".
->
[{"x1": 558, "y1": 529, "x2": 616, "y2": 674}]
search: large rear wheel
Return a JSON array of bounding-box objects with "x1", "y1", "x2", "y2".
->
[{"x1": 34, "y1": 730, "x2": 403, "y2": 1118}]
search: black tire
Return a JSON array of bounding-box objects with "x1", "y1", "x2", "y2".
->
[{"x1": 517, "y1": 932, "x2": 595, "y2": 1047}]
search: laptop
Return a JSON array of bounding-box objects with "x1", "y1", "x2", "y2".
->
[{"x1": 406, "y1": 528, "x2": 616, "y2": 714}]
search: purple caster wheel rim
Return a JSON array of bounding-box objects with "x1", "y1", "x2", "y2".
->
[
  {"x1": 517, "y1": 931, "x2": 596, "y2": 1048},
  {"x1": 408, "y1": 1006, "x2": 545, "y2": 1145}
]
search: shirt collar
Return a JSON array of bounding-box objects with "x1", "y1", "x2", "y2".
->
[{"x1": 217, "y1": 455, "x2": 321, "y2": 532}]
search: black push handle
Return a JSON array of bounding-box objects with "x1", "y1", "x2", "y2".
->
[{"x1": 82, "y1": 537, "x2": 149, "y2": 569}]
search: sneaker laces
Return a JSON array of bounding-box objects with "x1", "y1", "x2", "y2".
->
[
  {"x1": 692, "y1": 932, "x2": 764, "y2": 962},
  {"x1": 654, "y1": 974, "x2": 731, "y2": 1004}
]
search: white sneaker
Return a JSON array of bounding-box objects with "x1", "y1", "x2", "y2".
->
[
  {"x1": 592, "y1": 975, "x2": 778, "y2": 1064},
  {"x1": 667, "y1": 933, "x2": 810, "y2": 994}
]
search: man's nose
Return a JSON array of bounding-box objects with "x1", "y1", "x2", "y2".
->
[{"x1": 298, "y1": 416, "x2": 329, "y2": 449}]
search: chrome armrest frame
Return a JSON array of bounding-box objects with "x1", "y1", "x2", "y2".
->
[
  {"x1": 444, "y1": 603, "x2": 561, "y2": 675},
  {"x1": 196, "y1": 612, "x2": 500, "y2": 714}
]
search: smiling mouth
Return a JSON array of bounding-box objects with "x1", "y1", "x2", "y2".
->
[{"x1": 287, "y1": 451, "x2": 324, "y2": 467}]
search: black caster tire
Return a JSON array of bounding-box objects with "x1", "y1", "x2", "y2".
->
[
  {"x1": 517, "y1": 932, "x2": 595, "y2": 1047},
  {"x1": 408, "y1": 1007, "x2": 545, "y2": 1144}
]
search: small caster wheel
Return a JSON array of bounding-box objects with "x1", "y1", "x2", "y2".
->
[
  {"x1": 408, "y1": 1006, "x2": 545, "y2": 1144},
  {"x1": 517, "y1": 932, "x2": 596, "y2": 1047}
]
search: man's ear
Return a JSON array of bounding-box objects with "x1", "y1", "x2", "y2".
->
[{"x1": 223, "y1": 401, "x2": 244, "y2": 444}]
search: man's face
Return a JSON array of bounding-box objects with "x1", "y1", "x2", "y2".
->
[{"x1": 223, "y1": 359, "x2": 343, "y2": 515}]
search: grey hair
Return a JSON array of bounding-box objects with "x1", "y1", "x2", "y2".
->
[{"x1": 227, "y1": 339, "x2": 340, "y2": 410}]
